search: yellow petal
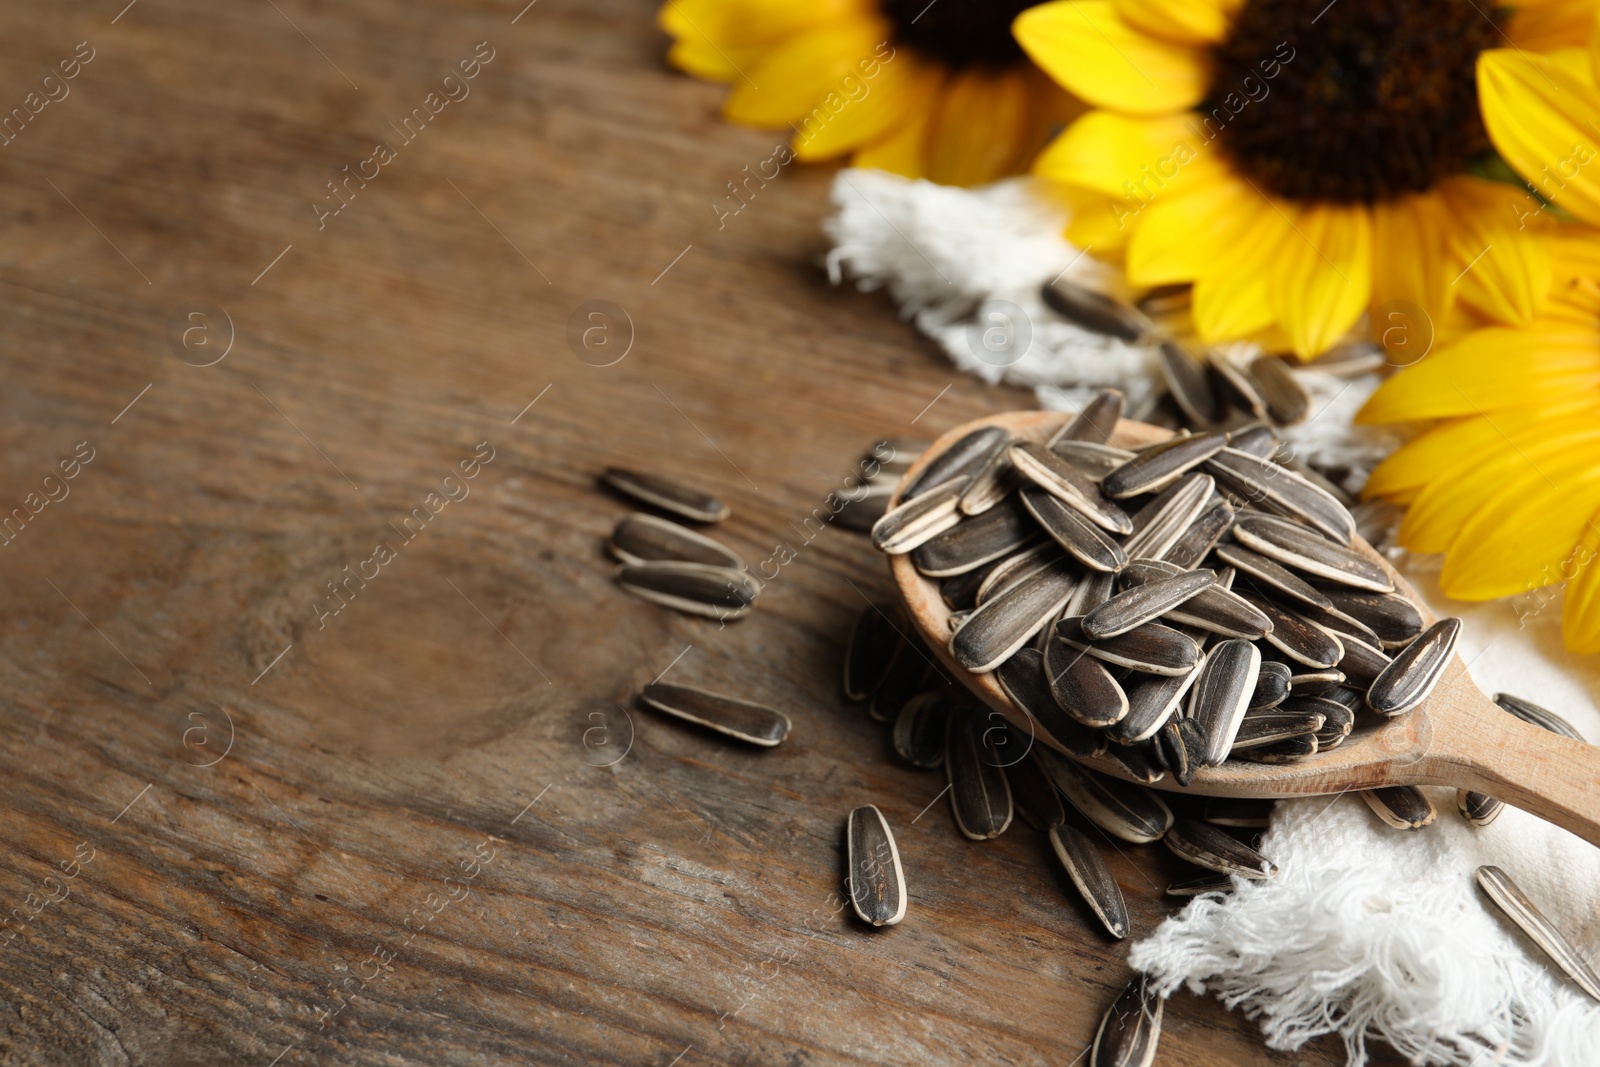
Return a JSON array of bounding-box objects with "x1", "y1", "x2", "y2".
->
[
  {"x1": 1506, "y1": 0, "x2": 1600, "y2": 52},
  {"x1": 925, "y1": 68, "x2": 1035, "y2": 186},
  {"x1": 1042, "y1": 182, "x2": 1137, "y2": 253},
  {"x1": 851, "y1": 80, "x2": 938, "y2": 178},
  {"x1": 1369, "y1": 191, "x2": 1454, "y2": 330},
  {"x1": 1110, "y1": 0, "x2": 1238, "y2": 45},
  {"x1": 1192, "y1": 201, "x2": 1291, "y2": 341},
  {"x1": 1014, "y1": 0, "x2": 1209, "y2": 115},
  {"x1": 1033, "y1": 110, "x2": 1217, "y2": 200},
  {"x1": 793, "y1": 52, "x2": 938, "y2": 161},
  {"x1": 1127, "y1": 172, "x2": 1258, "y2": 285},
  {"x1": 1478, "y1": 48, "x2": 1600, "y2": 226},
  {"x1": 1560, "y1": 515, "x2": 1600, "y2": 651},
  {"x1": 1437, "y1": 177, "x2": 1553, "y2": 326},
  {"x1": 1364, "y1": 417, "x2": 1507, "y2": 499},
  {"x1": 1399, "y1": 435, "x2": 1565, "y2": 553},
  {"x1": 724, "y1": 19, "x2": 888, "y2": 126},
  {"x1": 1269, "y1": 202, "x2": 1373, "y2": 359}
]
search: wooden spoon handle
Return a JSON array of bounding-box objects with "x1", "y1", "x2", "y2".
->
[{"x1": 1432, "y1": 692, "x2": 1600, "y2": 848}]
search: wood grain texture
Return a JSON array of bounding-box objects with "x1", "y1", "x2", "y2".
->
[{"x1": 0, "y1": 1, "x2": 1397, "y2": 1064}]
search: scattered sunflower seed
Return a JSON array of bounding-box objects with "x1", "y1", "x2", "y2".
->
[
  {"x1": 976, "y1": 541, "x2": 1062, "y2": 605},
  {"x1": 1051, "y1": 440, "x2": 1138, "y2": 480},
  {"x1": 1187, "y1": 639, "x2": 1262, "y2": 765},
  {"x1": 1233, "y1": 733, "x2": 1319, "y2": 763},
  {"x1": 639, "y1": 683, "x2": 790, "y2": 746},
  {"x1": 1166, "y1": 870, "x2": 1234, "y2": 897},
  {"x1": 946, "y1": 709, "x2": 1014, "y2": 840},
  {"x1": 893, "y1": 691, "x2": 949, "y2": 770},
  {"x1": 609, "y1": 513, "x2": 744, "y2": 570},
  {"x1": 1476, "y1": 865, "x2": 1600, "y2": 1002},
  {"x1": 1106, "y1": 741, "x2": 1166, "y2": 785},
  {"x1": 1203, "y1": 798, "x2": 1274, "y2": 829},
  {"x1": 958, "y1": 438, "x2": 1021, "y2": 516},
  {"x1": 1158, "y1": 341, "x2": 1223, "y2": 427},
  {"x1": 1204, "y1": 448, "x2": 1355, "y2": 544},
  {"x1": 1108, "y1": 661, "x2": 1205, "y2": 744},
  {"x1": 1091, "y1": 978, "x2": 1163, "y2": 1067},
  {"x1": 911, "y1": 496, "x2": 1038, "y2": 577},
  {"x1": 871, "y1": 638, "x2": 934, "y2": 724},
  {"x1": 872, "y1": 479, "x2": 966, "y2": 554},
  {"x1": 1049, "y1": 823, "x2": 1131, "y2": 940},
  {"x1": 1123, "y1": 560, "x2": 1271, "y2": 639},
  {"x1": 1249, "y1": 661, "x2": 1293, "y2": 709},
  {"x1": 1217, "y1": 544, "x2": 1335, "y2": 611},
  {"x1": 941, "y1": 562, "x2": 997, "y2": 612},
  {"x1": 1248, "y1": 356, "x2": 1311, "y2": 425},
  {"x1": 1123, "y1": 474, "x2": 1215, "y2": 562},
  {"x1": 1367, "y1": 618, "x2": 1460, "y2": 716},
  {"x1": 1493, "y1": 693, "x2": 1585, "y2": 740},
  {"x1": 1042, "y1": 278, "x2": 1154, "y2": 345},
  {"x1": 1457, "y1": 790, "x2": 1504, "y2": 828},
  {"x1": 846, "y1": 805, "x2": 907, "y2": 927},
  {"x1": 1226, "y1": 423, "x2": 1281, "y2": 459},
  {"x1": 1045, "y1": 637, "x2": 1130, "y2": 727},
  {"x1": 1160, "y1": 496, "x2": 1236, "y2": 570},
  {"x1": 617, "y1": 562, "x2": 760, "y2": 620},
  {"x1": 844, "y1": 605, "x2": 903, "y2": 702},
  {"x1": 1164, "y1": 818, "x2": 1277, "y2": 878},
  {"x1": 835, "y1": 485, "x2": 895, "y2": 532},
  {"x1": 1235, "y1": 590, "x2": 1343, "y2": 669},
  {"x1": 1208, "y1": 351, "x2": 1267, "y2": 420},
  {"x1": 601, "y1": 467, "x2": 730, "y2": 523},
  {"x1": 1287, "y1": 668, "x2": 1345, "y2": 695},
  {"x1": 1085, "y1": 570, "x2": 1215, "y2": 639},
  {"x1": 1011, "y1": 443, "x2": 1133, "y2": 533},
  {"x1": 1232, "y1": 514, "x2": 1394, "y2": 592},
  {"x1": 1040, "y1": 749, "x2": 1174, "y2": 844},
  {"x1": 1322, "y1": 588, "x2": 1425, "y2": 648},
  {"x1": 1231, "y1": 710, "x2": 1327, "y2": 751},
  {"x1": 1336, "y1": 634, "x2": 1392, "y2": 690}
]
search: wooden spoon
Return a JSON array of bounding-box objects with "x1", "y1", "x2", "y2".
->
[{"x1": 890, "y1": 410, "x2": 1600, "y2": 849}]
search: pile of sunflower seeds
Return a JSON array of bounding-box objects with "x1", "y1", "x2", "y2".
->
[{"x1": 600, "y1": 467, "x2": 762, "y2": 620}]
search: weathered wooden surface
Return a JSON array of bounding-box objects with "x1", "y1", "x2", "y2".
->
[{"x1": 0, "y1": 1, "x2": 1395, "y2": 1063}]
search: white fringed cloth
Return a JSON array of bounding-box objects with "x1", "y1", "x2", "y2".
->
[{"x1": 824, "y1": 169, "x2": 1600, "y2": 1066}]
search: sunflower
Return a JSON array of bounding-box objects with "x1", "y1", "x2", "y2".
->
[
  {"x1": 1013, "y1": 0, "x2": 1599, "y2": 359},
  {"x1": 658, "y1": 0, "x2": 1078, "y2": 186},
  {"x1": 1358, "y1": 233, "x2": 1600, "y2": 652}
]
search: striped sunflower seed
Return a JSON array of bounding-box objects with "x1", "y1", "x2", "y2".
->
[
  {"x1": 1493, "y1": 692, "x2": 1585, "y2": 740},
  {"x1": 1106, "y1": 741, "x2": 1166, "y2": 785},
  {"x1": 1322, "y1": 588, "x2": 1425, "y2": 648},
  {"x1": 1230, "y1": 709, "x2": 1327, "y2": 751},
  {"x1": 1066, "y1": 569, "x2": 1119, "y2": 617},
  {"x1": 976, "y1": 542, "x2": 1062, "y2": 605},
  {"x1": 1084, "y1": 570, "x2": 1216, "y2": 639},
  {"x1": 871, "y1": 639, "x2": 934, "y2": 723},
  {"x1": 1233, "y1": 734, "x2": 1319, "y2": 763},
  {"x1": 958, "y1": 437, "x2": 1021, "y2": 516},
  {"x1": 835, "y1": 485, "x2": 894, "y2": 532},
  {"x1": 1217, "y1": 544, "x2": 1335, "y2": 611},
  {"x1": 1050, "y1": 823, "x2": 1131, "y2": 940},
  {"x1": 1226, "y1": 423, "x2": 1281, "y2": 459},
  {"x1": 1208, "y1": 351, "x2": 1267, "y2": 420},
  {"x1": 1287, "y1": 668, "x2": 1345, "y2": 695},
  {"x1": 1047, "y1": 389, "x2": 1126, "y2": 447},
  {"x1": 1159, "y1": 341, "x2": 1223, "y2": 427},
  {"x1": 1204, "y1": 448, "x2": 1356, "y2": 544},
  {"x1": 1249, "y1": 661, "x2": 1293, "y2": 709},
  {"x1": 1022, "y1": 489, "x2": 1129, "y2": 573},
  {"x1": 1249, "y1": 356, "x2": 1311, "y2": 425},
  {"x1": 1203, "y1": 798, "x2": 1275, "y2": 829},
  {"x1": 1160, "y1": 496, "x2": 1236, "y2": 570},
  {"x1": 1045, "y1": 637, "x2": 1130, "y2": 727},
  {"x1": 1477, "y1": 864, "x2": 1600, "y2": 1003},
  {"x1": 1051, "y1": 440, "x2": 1137, "y2": 480},
  {"x1": 1124, "y1": 474, "x2": 1216, "y2": 562},
  {"x1": 872, "y1": 479, "x2": 966, "y2": 554},
  {"x1": 609, "y1": 513, "x2": 745, "y2": 570},
  {"x1": 893, "y1": 691, "x2": 949, "y2": 769},
  {"x1": 1457, "y1": 790, "x2": 1504, "y2": 828},
  {"x1": 1293, "y1": 598, "x2": 1384, "y2": 650},
  {"x1": 1011, "y1": 443, "x2": 1133, "y2": 533},
  {"x1": 1232, "y1": 514, "x2": 1394, "y2": 592},
  {"x1": 995, "y1": 647, "x2": 1107, "y2": 759},
  {"x1": 1235, "y1": 590, "x2": 1343, "y2": 669},
  {"x1": 951, "y1": 558, "x2": 1079, "y2": 673},
  {"x1": 617, "y1": 562, "x2": 760, "y2": 620},
  {"x1": 601, "y1": 467, "x2": 730, "y2": 523},
  {"x1": 843, "y1": 605, "x2": 903, "y2": 702},
  {"x1": 911, "y1": 496, "x2": 1038, "y2": 577},
  {"x1": 1187, "y1": 638, "x2": 1261, "y2": 765},
  {"x1": 1102, "y1": 432, "x2": 1228, "y2": 500},
  {"x1": 1359, "y1": 786, "x2": 1436, "y2": 831},
  {"x1": 1107, "y1": 658, "x2": 1206, "y2": 744},
  {"x1": 1166, "y1": 870, "x2": 1234, "y2": 896},
  {"x1": 846, "y1": 805, "x2": 907, "y2": 927},
  {"x1": 1367, "y1": 618, "x2": 1460, "y2": 716},
  {"x1": 942, "y1": 561, "x2": 998, "y2": 612},
  {"x1": 1042, "y1": 277, "x2": 1154, "y2": 344},
  {"x1": 1040, "y1": 749, "x2": 1174, "y2": 843},
  {"x1": 1009, "y1": 749, "x2": 1068, "y2": 830},
  {"x1": 946, "y1": 709, "x2": 1014, "y2": 840},
  {"x1": 1164, "y1": 818, "x2": 1277, "y2": 878},
  {"x1": 1336, "y1": 634, "x2": 1392, "y2": 690},
  {"x1": 1057, "y1": 616, "x2": 1201, "y2": 677},
  {"x1": 1122, "y1": 560, "x2": 1271, "y2": 639},
  {"x1": 640, "y1": 683, "x2": 790, "y2": 746},
  {"x1": 1322, "y1": 685, "x2": 1367, "y2": 711},
  {"x1": 1091, "y1": 978, "x2": 1163, "y2": 1067},
  {"x1": 1152, "y1": 719, "x2": 1195, "y2": 787},
  {"x1": 902, "y1": 425, "x2": 1008, "y2": 500}
]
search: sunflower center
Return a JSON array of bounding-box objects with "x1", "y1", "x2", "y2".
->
[
  {"x1": 1208, "y1": 0, "x2": 1503, "y2": 203},
  {"x1": 880, "y1": 0, "x2": 1035, "y2": 70}
]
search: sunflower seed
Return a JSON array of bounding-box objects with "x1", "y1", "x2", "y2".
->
[
  {"x1": 1057, "y1": 616, "x2": 1200, "y2": 677},
  {"x1": 1159, "y1": 341, "x2": 1223, "y2": 427},
  {"x1": 1209, "y1": 351, "x2": 1267, "y2": 420},
  {"x1": 1011, "y1": 443, "x2": 1133, "y2": 533},
  {"x1": 1231, "y1": 709, "x2": 1326, "y2": 750},
  {"x1": 1108, "y1": 658, "x2": 1206, "y2": 744},
  {"x1": 843, "y1": 605, "x2": 903, "y2": 701},
  {"x1": 1337, "y1": 634, "x2": 1392, "y2": 690},
  {"x1": 609, "y1": 513, "x2": 744, "y2": 570},
  {"x1": 640, "y1": 683, "x2": 790, "y2": 746},
  {"x1": 1204, "y1": 798, "x2": 1275, "y2": 829},
  {"x1": 1066, "y1": 568, "x2": 1118, "y2": 616},
  {"x1": 1120, "y1": 473, "x2": 1216, "y2": 559},
  {"x1": 1310, "y1": 699, "x2": 1355, "y2": 749},
  {"x1": 1367, "y1": 618, "x2": 1459, "y2": 716},
  {"x1": 1232, "y1": 514, "x2": 1393, "y2": 592},
  {"x1": 1042, "y1": 278, "x2": 1154, "y2": 344},
  {"x1": 1322, "y1": 589, "x2": 1425, "y2": 648},
  {"x1": 1477, "y1": 865, "x2": 1600, "y2": 1002},
  {"x1": 1287, "y1": 668, "x2": 1346, "y2": 695},
  {"x1": 946, "y1": 709, "x2": 1014, "y2": 840},
  {"x1": 1235, "y1": 590, "x2": 1343, "y2": 668},
  {"x1": 1051, "y1": 440, "x2": 1138, "y2": 480},
  {"x1": 1216, "y1": 544, "x2": 1334, "y2": 611},
  {"x1": 872, "y1": 479, "x2": 966, "y2": 554},
  {"x1": 1047, "y1": 389, "x2": 1126, "y2": 447},
  {"x1": 1049, "y1": 824, "x2": 1130, "y2": 940},
  {"x1": 893, "y1": 691, "x2": 950, "y2": 769},
  {"x1": 911, "y1": 496, "x2": 1039, "y2": 577},
  {"x1": 976, "y1": 541, "x2": 1062, "y2": 605},
  {"x1": 835, "y1": 485, "x2": 895, "y2": 532},
  {"x1": 1309, "y1": 340, "x2": 1387, "y2": 377},
  {"x1": 864, "y1": 437, "x2": 928, "y2": 474},
  {"x1": 958, "y1": 439, "x2": 1021, "y2": 516},
  {"x1": 1249, "y1": 661, "x2": 1292, "y2": 709},
  {"x1": 1045, "y1": 637, "x2": 1130, "y2": 727},
  {"x1": 1153, "y1": 719, "x2": 1196, "y2": 786},
  {"x1": 1106, "y1": 740, "x2": 1166, "y2": 784},
  {"x1": 1160, "y1": 496, "x2": 1236, "y2": 570},
  {"x1": 1493, "y1": 693, "x2": 1585, "y2": 740},
  {"x1": 871, "y1": 639, "x2": 934, "y2": 723},
  {"x1": 1166, "y1": 870, "x2": 1234, "y2": 896},
  {"x1": 1322, "y1": 685, "x2": 1367, "y2": 711},
  {"x1": 617, "y1": 562, "x2": 760, "y2": 620},
  {"x1": 1294, "y1": 599, "x2": 1384, "y2": 650},
  {"x1": 1022, "y1": 489, "x2": 1129, "y2": 573},
  {"x1": 1165, "y1": 818, "x2": 1276, "y2": 878},
  {"x1": 1360, "y1": 786, "x2": 1436, "y2": 830},
  {"x1": 1226, "y1": 423, "x2": 1282, "y2": 459},
  {"x1": 1232, "y1": 733, "x2": 1318, "y2": 763},
  {"x1": 1457, "y1": 790, "x2": 1504, "y2": 827},
  {"x1": 1091, "y1": 978, "x2": 1163, "y2": 1067},
  {"x1": 951, "y1": 558, "x2": 1079, "y2": 673},
  {"x1": 1084, "y1": 570, "x2": 1215, "y2": 639},
  {"x1": 1122, "y1": 561, "x2": 1270, "y2": 639},
  {"x1": 1102, "y1": 432, "x2": 1229, "y2": 499},
  {"x1": 1040, "y1": 750, "x2": 1174, "y2": 843},
  {"x1": 942, "y1": 562, "x2": 997, "y2": 612},
  {"x1": 903, "y1": 425, "x2": 1009, "y2": 501},
  {"x1": 1204, "y1": 448, "x2": 1355, "y2": 544},
  {"x1": 1007, "y1": 749, "x2": 1067, "y2": 830},
  {"x1": 1249, "y1": 356, "x2": 1311, "y2": 425},
  {"x1": 995, "y1": 647, "x2": 1107, "y2": 758},
  {"x1": 1187, "y1": 639, "x2": 1261, "y2": 765},
  {"x1": 846, "y1": 805, "x2": 907, "y2": 927},
  {"x1": 601, "y1": 468, "x2": 730, "y2": 523}
]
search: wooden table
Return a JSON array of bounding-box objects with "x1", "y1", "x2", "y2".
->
[{"x1": 0, "y1": 2, "x2": 1387, "y2": 1062}]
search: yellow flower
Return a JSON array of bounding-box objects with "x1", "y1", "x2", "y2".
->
[
  {"x1": 1358, "y1": 233, "x2": 1600, "y2": 652},
  {"x1": 1014, "y1": 0, "x2": 1597, "y2": 358},
  {"x1": 658, "y1": 0, "x2": 1078, "y2": 186}
]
